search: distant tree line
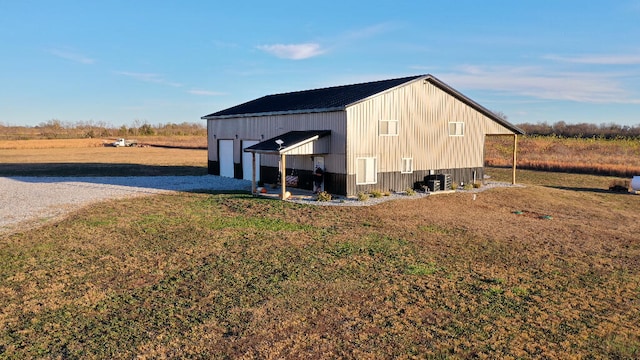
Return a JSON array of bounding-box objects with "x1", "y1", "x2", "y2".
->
[
  {"x1": 4, "y1": 118, "x2": 640, "y2": 140},
  {"x1": 0, "y1": 119, "x2": 207, "y2": 140},
  {"x1": 517, "y1": 121, "x2": 640, "y2": 139}
]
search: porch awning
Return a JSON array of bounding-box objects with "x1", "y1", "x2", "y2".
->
[{"x1": 243, "y1": 130, "x2": 331, "y2": 155}]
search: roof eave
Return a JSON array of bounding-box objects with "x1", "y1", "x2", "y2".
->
[
  {"x1": 244, "y1": 130, "x2": 331, "y2": 155},
  {"x1": 276, "y1": 135, "x2": 321, "y2": 154},
  {"x1": 423, "y1": 75, "x2": 525, "y2": 135},
  {"x1": 202, "y1": 107, "x2": 345, "y2": 120}
]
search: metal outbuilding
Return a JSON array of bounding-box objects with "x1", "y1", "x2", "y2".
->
[{"x1": 202, "y1": 74, "x2": 523, "y2": 196}]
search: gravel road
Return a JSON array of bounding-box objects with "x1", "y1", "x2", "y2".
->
[{"x1": 0, "y1": 176, "x2": 251, "y2": 234}]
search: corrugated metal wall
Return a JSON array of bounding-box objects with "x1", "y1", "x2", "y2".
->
[
  {"x1": 345, "y1": 80, "x2": 513, "y2": 193},
  {"x1": 346, "y1": 166, "x2": 484, "y2": 194},
  {"x1": 206, "y1": 79, "x2": 515, "y2": 195},
  {"x1": 207, "y1": 111, "x2": 347, "y2": 173},
  {"x1": 282, "y1": 136, "x2": 331, "y2": 156}
]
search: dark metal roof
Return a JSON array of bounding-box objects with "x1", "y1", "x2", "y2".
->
[
  {"x1": 244, "y1": 130, "x2": 331, "y2": 154},
  {"x1": 202, "y1": 74, "x2": 524, "y2": 135},
  {"x1": 202, "y1": 75, "x2": 424, "y2": 118}
]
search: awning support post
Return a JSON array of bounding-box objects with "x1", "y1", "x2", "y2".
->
[
  {"x1": 280, "y1": 153, "x2": 287, "y2": 199},
  {"x1": 512, "y1": 134, "x2": 518, "y2": 184},
  {"x1": 251, "y1": 152, "x2": 256, "y2": 194}
]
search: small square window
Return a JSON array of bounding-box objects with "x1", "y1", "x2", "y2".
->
[
  {"x1": 449, "y1": 122, "x2": 464, "y2": 136},
  {"x1": 401, "y1": 158, "x2": 413, "y2": 174},
  {"x1": 379, "y1": 120, "x2": 399, "y2": 136}
]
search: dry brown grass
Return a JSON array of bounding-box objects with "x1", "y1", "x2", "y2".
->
[
  {"x1": 138, "y1": 136, "x2": 207, "y2": 149},
  {"x1": 0, "y1": 138, "x2": 208, "y2": 176},
  {"x1": 0, "y1": 136, "x2": 207, "y2": 150},
  {"x1": 0, "y1": 138, "x2": 108, "y2": 149},
  {"x1": 486, "y1": 136, "x2": 640, "y2": 177},
  {"x1": 1, "y1": 170, "x2": 638, "y2": 358},
  {"x1": 1, "y1": 139, "x2": 639, "y2": 358},
  {"x1": 0, "y1": 147, "x2": 206, "y2": 166}
]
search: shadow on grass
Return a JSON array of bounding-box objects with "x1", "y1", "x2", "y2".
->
[
  {"x1": 189, "y1": 189, "x2": 253, "y2": 197},
  {"x1": 0, "y1": 163, "x2": 208, "y2": 177},
  {"x1": 547, "y1": 185, "x2": 634, "y2": 195},
  {"x1": 144, "y1": 143, "x2": 207, "y2": 150}
]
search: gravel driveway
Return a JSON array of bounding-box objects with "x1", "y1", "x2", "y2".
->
[
  {"x1": 0, "y1": 176, "x2": 251, "y2": 234},
  {"x1": 1, "y1": 175, "x2": 520, "y2": 235}
]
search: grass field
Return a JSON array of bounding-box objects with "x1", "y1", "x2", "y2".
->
[
  {"x1": 1, "y1": 161, "x2": 639, "y2": 358},
  {"x1": 486, "y1": 135, "x2": 640, "y2": 177},
  {"x1": 4, "y1": 135, "x2": 638, "y2": 177},
  {"x1": 0, "y1": 137, "x2": 208, "y2": 176},
  {"x1": 0, "y1": 136, "x2": 207, "y2": 150}
]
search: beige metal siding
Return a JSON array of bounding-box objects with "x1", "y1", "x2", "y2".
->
[
  {"x1": 283, "y1": 136, "x2": 331, "y2": 155},
  {"x1": 207, "y1": 111, "x2": 347, "y2": 173},
  {"x1": 346, "y1": 80, "x2": 514, "y2": 177},
  {"x1": 207, "y1": 120, "x2": 216, "y2": 163}
]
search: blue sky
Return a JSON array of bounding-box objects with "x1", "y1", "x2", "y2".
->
[{"x1": 1, "y1": 0, "x2": 639, "y2": 127}]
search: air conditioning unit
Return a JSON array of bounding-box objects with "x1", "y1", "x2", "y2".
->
[
  {"x1": 439, "y1": 174, "x2": 452, "y2": 190},
  {"x1": 427, "y1": 179, "x2": 440, "y2": 192}
]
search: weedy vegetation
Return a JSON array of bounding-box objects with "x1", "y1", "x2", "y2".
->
[
  {"x1": 315, "y1": 191, "x2": 332, "y2": 202},
  {"x1": 357, "y1": 192, "x2": 369, "y2": 202},
  {"x1": 486, "y1": 135, "x2": 640, "y2": 177}
]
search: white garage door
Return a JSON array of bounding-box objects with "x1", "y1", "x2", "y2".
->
[
  {"x1": 242, "y1": 141, "x2": 260, "y2": 181},
  {"x1": 219, "y1": 140, "x2": 234, "y2": 178}
]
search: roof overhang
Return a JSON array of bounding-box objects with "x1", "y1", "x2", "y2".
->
[
  {"x1": 244, "y1": 130, "x2": 331, "y2": 155},
  {"x1": 420, "y1": 75, "x2": 525, "y2": 135},
  {"x1": 202, "y1": 108, "x2": 344, "y2": 120}
]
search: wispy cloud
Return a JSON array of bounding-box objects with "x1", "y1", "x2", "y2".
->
[
  {"x1": 187, "y1": 89, "x2": 225, "y2": 96},
  {"x1": 439, "y1": 65, "x2": 640, "y2": 104},
  {"x1": 114, "y1": 71, "x2": 182, "y2": 87},
  {"x1": 255, "y1": 23, "x2": 393, "y2": 61},
  {"x1": 257, "y1": 43, "x2": 325, "y2": 60},
  {"x1": 544, "y1": 54, "x2": 640, "y2": 65},
  {"x1": 48, "y1": 48, "x2": 95, "y2": 64},
  {"x1": 324, "y1": 22, "x2": 398, "y2": 53},
  {"x1": 212, "y1": 40, "x2": 239, "y2": 49},
  {"x1": 342, "y1": 22, "x2": 396, "y2": 41}
]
